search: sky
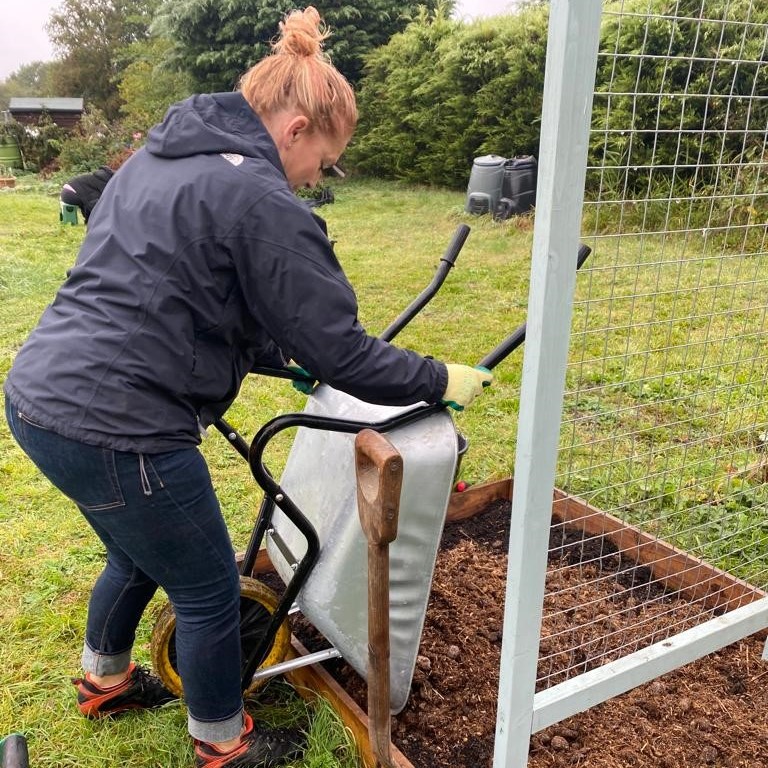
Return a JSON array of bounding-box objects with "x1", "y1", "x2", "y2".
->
[{"x1": 0, "y1": 0, "x2": 519, "y2": 82}]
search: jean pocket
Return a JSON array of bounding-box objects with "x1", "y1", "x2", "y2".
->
[
  {"x1": 15, "y1": 410, "x2": 53, "y2": 431},
  {"x1": 16, "y1": 412, "x2": 126, "y2": 512}
]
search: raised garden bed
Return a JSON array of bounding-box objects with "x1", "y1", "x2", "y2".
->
[{"x1": 254, "y1": 479, "x2": 768, "y2": 767}]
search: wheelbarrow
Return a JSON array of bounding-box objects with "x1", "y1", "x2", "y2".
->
[{"x1": 150, "y1": 228, "x2": 591, "y2": 714}]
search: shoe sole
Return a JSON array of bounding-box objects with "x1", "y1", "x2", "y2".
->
[{"x1": 78, "y1": 697, "x2": 180, "y2": 718}]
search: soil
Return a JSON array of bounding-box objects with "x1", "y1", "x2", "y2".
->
[{"x1": 285, "y1": 498, "x2": 768, "y2": 768}]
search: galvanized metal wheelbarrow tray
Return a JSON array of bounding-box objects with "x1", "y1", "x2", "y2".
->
[{"x1": 267, "y1": 386, "x2": 458, "y2": 712}]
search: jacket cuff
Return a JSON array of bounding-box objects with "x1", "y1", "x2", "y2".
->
[{"x1": 433, "y1": 360, "x2": 449, "y2": 401}]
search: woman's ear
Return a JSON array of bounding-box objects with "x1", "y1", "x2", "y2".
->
[
  {"x1": 261, "y1": 111, "x2": 310, "y2": 152},
  {"x1": 286, "y1": 115, "x2": 310, "y2": 146}
]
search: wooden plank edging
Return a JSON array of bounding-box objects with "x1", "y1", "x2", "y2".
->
[
  {"x1": 550, "y1": 488, "x2": 767, "y2": 611},
  {"x1": 284, "y1": 637, "x2": 415, "y2": 768},
  {"x1": 446, "y1": 478, "x2": 766, "y2": 610},
  {"x1": 446, "y1": 477, "x2": 512, "y2": 521}
]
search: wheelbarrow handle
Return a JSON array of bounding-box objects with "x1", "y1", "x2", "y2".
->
[
  {"x1": 249, "y1": 365, "x2": 314, "y2": 383},
  {"x1": 380, "y1": 224, "x2": 470, "y2": 343},
  {"x1": 476, "y1": 243, "x2": 592, "y2": 371}
]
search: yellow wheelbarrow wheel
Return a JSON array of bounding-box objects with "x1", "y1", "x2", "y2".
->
[{"x1": 151, "y1": 575, "x2": 291, "y2": 699}]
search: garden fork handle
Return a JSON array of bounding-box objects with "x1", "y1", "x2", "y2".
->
[{"x1": 355, "y1": 429, "x2": 403, "y2": 768}]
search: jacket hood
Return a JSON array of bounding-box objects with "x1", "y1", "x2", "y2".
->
[{"x1": 146, "y1": 92, "x2": 281, "y2": 164}]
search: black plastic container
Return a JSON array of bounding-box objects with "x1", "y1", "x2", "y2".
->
[
  {"x1": 501, "y1": 155, "x2": 537, "y2": 216},
  {"x1": 465, "y1": 154, "x2": 537, "y2": 219},
  {"x1": 464, "y1": 155, "x2": 507, "y2": 215}
]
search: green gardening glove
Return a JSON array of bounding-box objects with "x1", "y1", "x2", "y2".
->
[
  {"x1": 441, "y1": 364, "x2": 493, "y2": 411},
  {"x1": 286, "y1": 360, "x2": 318, "y2": 395}
]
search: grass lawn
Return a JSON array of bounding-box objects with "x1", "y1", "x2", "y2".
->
[
  {"x1": 0, "y1": 177, "x2": 531, "y2": 767},
  {"x1": 3, "y1": 174, "x2": 767, "y2": 766}
]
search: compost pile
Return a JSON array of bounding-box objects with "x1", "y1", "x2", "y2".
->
[{"x1": 291, "y1": 498, "x2": 768, "y2": 768}]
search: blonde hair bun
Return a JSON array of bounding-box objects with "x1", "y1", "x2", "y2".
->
[
  {"x1": 273, "y1": 6, "x2": 329, "y2": 58},
  {"x1": 239, "y1": 5, "x2": 357, "y2": 138}
]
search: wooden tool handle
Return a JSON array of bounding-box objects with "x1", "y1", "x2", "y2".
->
[
  {"x1": 355, "y1": 429, "x2": 403, "y2": 768},
  {"x1": 355, "y1": 429, "x2": 403, "y2": 546}
]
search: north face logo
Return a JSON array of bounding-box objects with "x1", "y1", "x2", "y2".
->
[{"x1": 220, "y1": 153, "x2": 244, "y2": 166}]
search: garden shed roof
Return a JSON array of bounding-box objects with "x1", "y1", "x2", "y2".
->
[{"x1": 9, "y1": 97, "x2": 84, "y2": 112}]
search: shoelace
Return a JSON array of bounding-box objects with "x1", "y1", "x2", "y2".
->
[
  {"x1": 129, "y1": 665, "x2": 151, "y2": 690},
  {"x1": 129, "y1": 665, "x2": 174, "y2": 702},
  {"x1": 247, "y1": 729, "x2": 278, "y2": 751}
]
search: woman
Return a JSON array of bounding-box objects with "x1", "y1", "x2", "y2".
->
[{"x1": 4, "y1": 7, "x2": 491, "y2": 767}]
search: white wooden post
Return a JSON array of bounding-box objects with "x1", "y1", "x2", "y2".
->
[{"x1": 493, "y1": 3, "x2": 603, "y2": 766}]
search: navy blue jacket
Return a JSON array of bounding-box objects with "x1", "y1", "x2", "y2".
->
[{"x1": 4, "y1": 92, "x2": 447, "y2": 451}]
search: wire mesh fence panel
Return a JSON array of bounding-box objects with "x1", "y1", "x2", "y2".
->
[{"x1": 541, "y1": 0, "x2": 768, "y2": 692}]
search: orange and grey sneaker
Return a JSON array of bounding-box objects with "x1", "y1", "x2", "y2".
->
[
  {"x1": 194, "y1": 712, "x2": 304, "y2": 768},
  {"x1": 72, "y1": 662, "x2": 178, "y2": 718}
]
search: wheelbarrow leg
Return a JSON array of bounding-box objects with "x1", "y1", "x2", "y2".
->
[{"x1": 355, "y1": 429, "x2": 403, "y2": 768}]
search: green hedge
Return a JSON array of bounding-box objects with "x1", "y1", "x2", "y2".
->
[
  {"x1": 347, "y1": 0, "x2": 768, "y2": 208},
  {"x1": 346, "y1": 5, "x2": 548, "y2": 188}
]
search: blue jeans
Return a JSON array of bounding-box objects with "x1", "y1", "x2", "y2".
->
[{"x1": 5, "y1": 398, "x2": 244, "y2": 743}]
